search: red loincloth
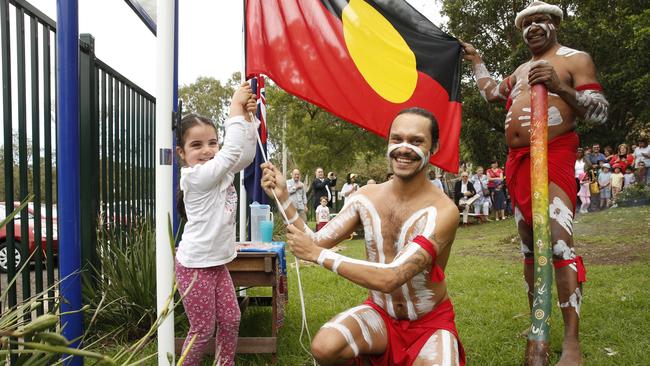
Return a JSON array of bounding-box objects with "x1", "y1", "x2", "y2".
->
[
  {"x1": 506, "y1": 131, "x2": 579, "y2": 226},
  {"x1": 352, "y1": 298, "x2": 466, "y2": 366}
]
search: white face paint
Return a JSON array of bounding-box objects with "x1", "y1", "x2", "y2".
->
[
  {"x1": 523, "y1": 19, "x2": 552, "y2": 45},
  {"x1": 387, "y1": 142, "x2": 430, "y2": 171},
  {"x1": 549, "y1": 196, "x2": 573, "y2": 235}
]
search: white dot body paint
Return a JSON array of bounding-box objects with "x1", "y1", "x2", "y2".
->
[
  {"x1": 549, "y1": 197, "x2": 573, "y2": 235},
  {"x1": 552, "y1": 240, "x2": 575, "y2": 260},
  {"x1": 473, "y1": 63, "x2": 491, "y2": 80},
  {"x1": 514, "y1": 206, "x2": 524, "y2": 226},
  {"x1": 322, "y1": 322, "x2": 360, "y2": 356},
  {"x1": 418, "y1": 333, "x2": 439, "y2": 360},
  {"x1": 556, "y1": 46, "x2": 586, "y2": 58},
  {"x1": 576, "y1": 90, "x2": 609, "y2": 124},
  {"x1": 548, "y1": 106, "x2": 563, "y2": 126},
  {"x1": 559, "y1": 287, "x2": 582, "y2": 317}
]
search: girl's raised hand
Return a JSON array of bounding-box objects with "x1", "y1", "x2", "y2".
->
[{"x1": 229, "y1": 82, "x2": 253, "y2": 117}]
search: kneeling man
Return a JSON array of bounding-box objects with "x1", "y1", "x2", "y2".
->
[{"x1": 262, "y1": 107, "x2": 465, "y2": 365}]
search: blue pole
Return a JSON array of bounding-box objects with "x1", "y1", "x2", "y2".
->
[
  {"x1": 56, "y1": 1, "x2": 83, "y2": 365},
  {"x1": 172, "y1": 0, "x2": 180, "y2": 236}
]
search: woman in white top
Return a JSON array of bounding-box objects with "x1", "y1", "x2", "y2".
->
[
  {"x1": 574, "y1": 147, "x2": 591, "y2": 179},
  {"x1": 175, "y1": 83, "x2": 258, "y2": 366},
  {"x1": 340, "y1": 173, "x2": 359, "y2": 206}
]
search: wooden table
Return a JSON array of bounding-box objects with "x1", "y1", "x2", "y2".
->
[{"x1": 175, "y1": 248, "x2": 285, "y2": 360}]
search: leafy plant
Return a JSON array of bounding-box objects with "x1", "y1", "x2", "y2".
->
[
  {"x1": 83, "y1": 219, "x2": 188, "y2": 341},
  {"x1": 615, "y1": 184, "x2": 650, "y2": 205}
]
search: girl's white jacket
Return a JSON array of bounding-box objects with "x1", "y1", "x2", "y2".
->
[{"x1": 176, "y1": 115, "x2": 258, "y2": 268}]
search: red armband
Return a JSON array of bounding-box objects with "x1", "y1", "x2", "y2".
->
[
  {"x1": 412, "y1": 235, "x2": 445, "y2": 282},
  {"x1": 554, "y1": 256, "x2": 587, "y2": 283},
  {"x1": 575, "y1": 83, "x2": 603, "y2": 92}
]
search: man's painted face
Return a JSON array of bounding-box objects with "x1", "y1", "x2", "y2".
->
[
  {"x1": 522, "y1": 13, "x2": 555, "y2": 48},
  {"x1": 387, "y1": 114, "x2": 433, "y2": 180}
]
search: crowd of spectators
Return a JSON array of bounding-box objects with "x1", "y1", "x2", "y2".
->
[{"x1": 576, "y1": 138, "x2": 649, "y2": 211}]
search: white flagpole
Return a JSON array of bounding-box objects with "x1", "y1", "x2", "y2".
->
[
  {"x1": 155, "y1": 0, "x2": 175, "y2": 364},
  {"x1": 239, "y1": 0, "x2": 248, "y2": 242},
  {"x1": 282, "y1": 116, "x2": 287, "y2": 177}
]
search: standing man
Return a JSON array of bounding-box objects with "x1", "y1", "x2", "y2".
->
[
  {"x1": 462, "y1": 1, "x2": 608, "y2": 364},
  {"x1": 454, "y1": 172, "x2": 478, "y2": 225},
  {"x1": 312, "y1": 167, "x2": 337, "y2": 212},
  {"x1": 588, "y1": 144, "x2": 607, "y2": 166},
  {"x1": 287, "y1": 168, "x2": 308, "y2": 223},
  {"x1": 634, "y1": 138, "x2": 650, "y2": 184},
  {"x1": 261, "y1": 107, "x2": 465, "y2": 365}
]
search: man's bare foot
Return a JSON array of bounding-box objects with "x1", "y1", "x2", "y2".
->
[{"x1": 555, "y1": 340, "x2": 582, "y2": 366}]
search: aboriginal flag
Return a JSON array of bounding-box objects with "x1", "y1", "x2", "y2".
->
[{"x1": 245, "y1": 0, "x2": 462, "y2": 172}]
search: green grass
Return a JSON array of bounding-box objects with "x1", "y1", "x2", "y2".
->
[{"x1": 91, "y1": 206, "x2": 650, "y2": 365}]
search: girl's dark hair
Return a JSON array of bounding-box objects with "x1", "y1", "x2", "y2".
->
[
  {"x1": 346, "y1": 173, "x2": 353, "y2": 184},
  {"x1": 176, "y1": 113, "x2": 218, "y2": 220}
]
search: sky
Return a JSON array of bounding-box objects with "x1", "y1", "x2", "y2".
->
[{"x1": 28, "y1": 0, "x2": 447, "y2": 95}]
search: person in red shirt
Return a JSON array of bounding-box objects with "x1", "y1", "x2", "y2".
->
[
  {"x1": 608, "y1": 143, "x2": 635, "y2": 172},
  {"x1": 486, "y1": 161, "x2": 504, "y2": 203}
]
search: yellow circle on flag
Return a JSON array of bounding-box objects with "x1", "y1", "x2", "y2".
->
[{"x1": 342, "y1": 0, "x2": 417, "y2": 103}]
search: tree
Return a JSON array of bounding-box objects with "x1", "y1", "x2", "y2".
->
[
  {"x1": 264, "y1": 82, "x2": 386, "y2": 184},
  {"x1": 177, "y1": 75, "x2": 235, "y2": 124},
  {"x1": 441, "y1": 0, "x2": 650, "y2": 163}
]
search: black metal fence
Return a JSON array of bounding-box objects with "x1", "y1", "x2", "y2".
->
[
  {"x1": 1, "y1": 0, "x2": 57, "y2": 313},
  {"x1": 0, "y1": 0, "x2": 155, "y2": 317},
  {"x1": 79, "y1": 34, "x2": 156, "y2": 269}
]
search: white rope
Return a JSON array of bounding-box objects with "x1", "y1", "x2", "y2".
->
[{"x1": 250, "y1": 112, "x2": 316, "y2": 364}]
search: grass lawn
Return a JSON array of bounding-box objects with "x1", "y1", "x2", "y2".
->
[
  {"x1": 235, "y1": 206, "x2": 650, "y2": 365},
  {"x1": 94, "y1": 206, "x2": 650, "y2": 365}
]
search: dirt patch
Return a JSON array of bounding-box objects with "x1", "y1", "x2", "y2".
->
[{"x1": 573, "y1": 239, "x2": 650, "y2": 265}]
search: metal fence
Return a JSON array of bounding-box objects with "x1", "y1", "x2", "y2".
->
[
  {"x1": 79, "y1": 34, "x2": 156, "y2": 268},
  {"x1": 1, "y1": 0, "x2": 57, "y2": 314},
  {"x1": 0, "y1": 0, "x2": 156, "y2": 317}
]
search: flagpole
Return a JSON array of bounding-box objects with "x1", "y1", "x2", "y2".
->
[
  {"x1": 239, "y1": 0, "x2": 248, "y2": 242},
  {"x1": 526, "y1": 84, "x2": 552, "y2": 366},
  {"x1": 282, "y1": 116, "x2": 287, "y2": 177},
  {"x1": 155, "y1": 0, "x2": 176, "y2": 364}
]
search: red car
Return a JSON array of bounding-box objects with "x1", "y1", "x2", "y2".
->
[{"x1": 0, "y1": 203, "x2": 58, "y2": 273}]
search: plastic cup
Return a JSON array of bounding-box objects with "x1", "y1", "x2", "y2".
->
[{"x1": 260, "y1": 220, "x2": 274, "y2": 242}]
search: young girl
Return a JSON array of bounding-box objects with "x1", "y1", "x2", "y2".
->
[
  {"x1": 610, "y1": 165, "x2": 624, "y2": 199},
  {"x1": 598, "y1": 163, "x2": 612, "y2": 209},
  {"x1": 175, "y1": 83, "x2": 258, "y2": 366},
  {"x1": 577, "y1": 172, "x2": 591, "y2": 213}
]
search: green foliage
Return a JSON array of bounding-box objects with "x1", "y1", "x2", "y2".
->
[
  {"x1": 441, "y1": 0, "x2": 650, "y2": 163},
  {"x1": 615, "y1": 184, "x2": 650, "y2": 205},
  {"x1": 83, "y1": 219, "x2": 187, "y2": 341},
  {"x1": 178, "y1": 73, "x2": 240, "y2": 125}
]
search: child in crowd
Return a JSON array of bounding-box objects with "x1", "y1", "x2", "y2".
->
[
  {"x1": 624, "y1": 166, "x2": 636, "y2": 189},
  {"x1": 493, "y1": 181, "x2": 506, "y2": 221},
  {"x1": 611, "y1": 165, "x2": 624, "y2": 198},
  {"x1": 175, "y1": 83, "x2": 258, "y2": 366},
  {"x1": 598, "y1": 163, "x2": 612, "y2": 209},
  {"x1": 316, "y1": 196, "x2": 330, "y2": 231},
  {"x1": 577, "y1": 172, "x2": 591, "y2": 214}
]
